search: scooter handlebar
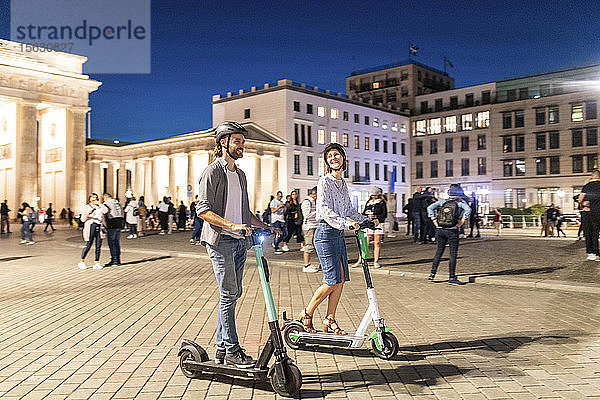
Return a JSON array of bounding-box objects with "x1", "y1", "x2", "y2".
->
[
  {"x1": 354, "y1": 219, "x2": 376, "y2": 230},
  {"x1": 250, "y1": 227, "x2": 273, "y2": 246}
]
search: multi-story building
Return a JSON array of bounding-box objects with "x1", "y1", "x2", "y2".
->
[
  {"x1": 212, "y1": 79, "x2": 411, "y2": 214},
  {"x1": 345, "y1": 60, "x2": 454, "y2": 114}
]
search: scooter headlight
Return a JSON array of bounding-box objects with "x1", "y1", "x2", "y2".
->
[{"x1": 259, "y1": 235, "x2": 265, "y2": 244}]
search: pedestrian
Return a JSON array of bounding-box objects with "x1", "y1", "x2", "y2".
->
[
  {"x1": 1, "y1": 199, "x2": 11, "y2": 234},
  {"x1": 137, "y1": 195, "x2": 147, "y2": 236},
  {"x1": 124, "y1": 196, "x2": 139, "y2": 239},
  {"x1": 167, "y1": 196, "x2": 175, "y2": 234},
  {"x1": 262, "y1": 195, "x2": 274, "y2": 224},
  {"x1": 270, "y1": 191, "x2": 288, "y2": 254},
  {"x1": 197, "y1": 121, "x2": 278, "y2": 367},
  {"x1": 421, "y1": 187, "x2": 436, "y2": 243},
  {"x1": 190, "y1": 195, "x2": 202, "y2": 245},
  {"x1": 78, "y1": 193, "x2": 105, "y2": 269},
  {"x1": 102, "y1": 193, "x2": 124, "y2": 267},
  {"x1": 411, "y1": 187, "x2": 423, "y2": 243},
  {"x1": 545, "y1": 204, "x2": 560, "y2": 237},
  {"x1": 177, "y1": 200, "x2": 187, "y2": 230},
  {"x1": 43, "y1": 203, "x2": 56, "y2": 232},
  {"x1": 60, "y1": 208, "x2": 67, "y2": 220},
  {"x1": 555, "y1": 207, "x2": 567, "y2": 238},
  {"x1": 578, "y1": 169, "x2": 600, "y2": 261},
  {"x1": 467, "y1": 192, "x2": 481, "y2": 238},
  {"x1": 301, "y1": 186, "x2": 319, "y2": 273},
  {"x1": 540, "y1": 210, "x2": 548, "y2": 237},
  {"x1": 157, "y1": 197, "x2": 169, "y2": 234},
  {"x1": 298, "y1": 143, "x2": 373, "y2": 336},
  {"x1": 67, "y1": 208, "x2": 74, "y2": 228},
  {"x1": 282, "y1": 190, "x2": 305, "y2": 251},
  {"x1": 493, "y1": 208, "x2": 503, "y2": 236},
  {"x1": 354, "y1": 186, "x2": 387, "y2": 269},
  {"x1": 402, "y1": 198, "x2": 413, "y2": 236},
  {"x1": 427, "y1": 184, "x2": 471, "y2": 285},
  {"x1": 18, "y1": 202, "x2": 35, "y2": 245}
]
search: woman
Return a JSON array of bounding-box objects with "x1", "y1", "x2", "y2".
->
[
  {"x1": 19, "y1": 202, "x2": 35, "y2": 245},
  {"x1": 177, "y1": 200, "x2": 187, "y2": 230},
  {"x1": 298, "y1": 143, "x2": 377, "y2": 335},
  {"x1": 124, "y1": 196, "x2": 139, "y2": 239},
  {"x1": 157, "y1": 197, "x2": 169, "y2": 234},
  {"x1": 493, "y1": 208, "x2": 503, "y2": 236},
  {"x1": 79, "y1": 193, "x2": 104, "y2": 269},
  {"x1": 354, "y1": 186, "x2": 387, "y2": 269},
  {"x1": 282, "y1": 190, "x2": 305, "y2": 250},
  {"x1": 137, "y1": 195, "x2": 147, "y2": 236}
]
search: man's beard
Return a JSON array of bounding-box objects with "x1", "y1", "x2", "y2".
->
[{"x1": 228, "y1": 146, "x2": 244, "y2": 160}]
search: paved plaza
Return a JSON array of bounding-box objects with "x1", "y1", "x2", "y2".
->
[{"x1": 0, "y1": 226, "x2": 599, "y2": 399}]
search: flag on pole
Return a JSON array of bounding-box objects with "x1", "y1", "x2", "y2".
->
[
  {"x1": 445, "y1": 57, "x2": 454, "y2": 68},
  {"x1": 409, "y1": 44, "x2": 419, "y2": 55}
]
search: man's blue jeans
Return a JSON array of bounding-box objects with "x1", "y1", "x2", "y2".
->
[
  {"x1": 412, "y1": 212, "x2": 421, "y2": 242},
  {"x1": 21, "y1": 221, "x2": 32, "y2": 241},
  {"x1": 272, "y1": 220, "x2": 287, "y2": 249},
  {"x1": 106, "y1": 228, "x2": 121, "y2": 263},
  {"x1": 206, "y1": 235, "x2": 247, "y2": 353},
  {"x1": 191, "y1": 217, "x2": 202, "y2": 241}
]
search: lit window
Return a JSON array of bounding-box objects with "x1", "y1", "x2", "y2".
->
[
  {"x1": 318, "y1": 129, "x2": 325, "y2": 144},
  {"x1": 476, "y1": 111, "x2": 489, "y2": 128},
  {"x1": 318, "y1": 158, "x2": 325, "y2": 176},
  {"x1": 444, "y1": 116, "x2": 457, "y2": 132},
  {"x1": 391, "y1": 122, "x2": 398, "y2": 132},
  {"x1": 364, "y1": 137, "x2": 370, "y2": 150},
  {"x1": 382, "y1": 120, "x2": 388, "y2": 130},
  {"x1": 331, "y1": 108, "x2": 338, "y2": 119},
  {"x1": 318, "y1": 106, "x2": 326, "y2": 117},
  {"x1": 400, "y1": 124, "x2": 407, "y2": 133},
  {"x1": 461, "y1": 114, "x2": 473, "y2": 130},
  {"x1": 415, "y1": 120, "x2": 426, "y2": 136},
  {"x1": 354, "y1": 135, "x2": 359, "y2": 149},
  {"x1": 428, "y1": 118, "x2": 441, "y2": 134},
  {"x1": 330, "y1": 131, "x2": 338, "y2": 143},
  {"x1": 342, "y1": 133, "x2": 349, "y2": 147},
  {"x1": 373, "y1": 118, "x2": 379, "y2": 127},
  {"x1": 572, "y1": 104, "x2": 583, "y2": 122},
  {"x1": 372, "y1": 82, "x2": 380, "y2": 89}
]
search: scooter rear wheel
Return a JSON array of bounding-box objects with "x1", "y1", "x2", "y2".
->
[
  {"x1": 179, "y1": 349, "x2": 207, "y2": 379},
  {"x1": 270, "y1": 362, "x2": 302, "y2": 397},
  {"x1": 371, "y1": 332, "x2": 399, "y2": 360},
  {"x1": 283, "y1": 322, "x2": 305, "y2": 350}
]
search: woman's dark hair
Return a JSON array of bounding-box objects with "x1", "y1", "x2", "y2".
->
[{"x1": 88, "y1": 192, "x2": 99, "y2": 203}]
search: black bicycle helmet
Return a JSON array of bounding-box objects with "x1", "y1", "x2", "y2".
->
[
  {"x1": 214, "y1": 121, "x2": 248, "y2": 159},
  {"x1": 323, "y1": 142, "x2": 347, "y2": 171}
]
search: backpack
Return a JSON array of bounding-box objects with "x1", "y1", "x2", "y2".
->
[
  {"x1": 436, "y1": 200, "x2": 460, "y2": 228},
  {"x1": 105, "y1": 200, "x2": 124, "y2": 229},
  {"x1": 133, "y1": 207, "x2": 139, "y2": 216},
  {"x1": 294, "y1": 204, "x2": 304, "y2": 226}
]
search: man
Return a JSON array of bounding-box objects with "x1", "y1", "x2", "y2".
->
[
  {"x1": 420, "y1": 187, "x2": 436, "y2": 244},
  {"x1": 102, "y1": 193, "x2": 124, "y2": 267},
  {"x1": 270, "y1": 191, "x2": 288, "y2": 254},
  {"x1": 467, "y1": 192, "x2": 481, "y2": 238},
  {"x1": 44, "y1": 203, "x2": 56, "y2": 232},
  {"x1": 301, "y1": 187, "x2": 319, "y2": 272},
  {"x1": 197, "y1": 121, "x2": 278, "y2": 368},
  {"x1": 167, "y1": 196, "x2": 175, "y2": 234},
  {"x1": 190, "y1": 195, "x2": 203, "y2": 245},
  {"x1": 579, "y1": 169, "x2": 600, "y2": 261},
  {"x1": 402, "y1": 198, "x2": 413, "y2": 236},
  {"x1": 427, "y1": 184, "x2": 471, "y2": 285},
  {"x1": 411, "y1": 187, "x2": 423, "y2": 243},
  {"x1": 1, "y1": 199, "x2": 10, "y2": 234},
  {"x1": 545, "y1": 203, "x2": 560, "y2": 237}
]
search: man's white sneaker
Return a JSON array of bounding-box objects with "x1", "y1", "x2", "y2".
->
[
  {"x1": 133, "y1": 234, "x2": 137, "y2": 238},
  {"x1": 126, "y1": 234, "x2": 134, "y2": 239},
  {"x1": 92, "y1": 262, "x2": 103, "y2": 269},
  {"x1": 281, "y1": 245, "x2": 290, "y2": 252},
  {"x1": 78, "y1": 262, "x2": 87, "y2": 269},
  {"x1": 303, "y1": 264, "x2": 319, "y2": 273},
  {"x1": 587, "y1": 253, "x2": 597, "y2": 261},
  {"x1": 372, "y1": 262, "x2": 382, "y2": 269},
  {"x1": 26, "y1": 241, "x2": 35, "y2": 245},
  {"x1": 274, "y1": 250, "x2": 283, "y2": 255},
  {"x1": 190, "y1": 239, "x2": 196, "y2": 244},
  {"x1": 352, "y1": 261, "x2": 362, "y2": 268},
  {"x1": 19, "y1": 240, "x2": 27, "y2": 244}
]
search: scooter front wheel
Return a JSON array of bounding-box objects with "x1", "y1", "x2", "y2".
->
[
  {"x1": 371, "y1": 332, "x2": 399, "y2": 360},
  {"x1": 270, "y1": 362, "x2": 302, "y2": 397},
  {"x1": 283, "y1": 322, "x2": 305, "y2": 350}
]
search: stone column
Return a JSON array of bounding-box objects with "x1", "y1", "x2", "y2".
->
[
  {"x1": 91, "y1": 162, "x2": 101, "y2": 195},
  {"x1": 168, "y1": 155, "x2": 176, "y2": 200},
  {"x1": 187, "y1": 152, "x2": 195, "y2": 201},
  {"x1": 106, "y1": 163, "x2": 115, "y2": 197},
  {"x1": 14, "y1": 101, "x2": 39, "y2": 206},
  {"x1": 117, "y1": 161, "x2": 127, "y2": 201},
  {"x1": 144, "y1": 159, "x2": 153, "y2": 205},
  {"x1": 254, "y1": 155, "x2": 262, "y2": 211},
  {"x1": 152, "y1": 157, "x2": 159, "y2": 205},
  {"x1": 272, "y1": 158, "x2": 279, "y2": 195},
  {"x1": 134, "y1": 159, "x2": 143, "y2": 197},
  {"x1": 66, "y1": 108, "x2": 88, "y2": 212}
]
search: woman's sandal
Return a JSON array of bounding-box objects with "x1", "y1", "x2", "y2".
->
[
  {"x1": 323, "y1": 315, "x2": 347, "y2": 335},
  {"x1": 299, "y1": 308, "x2": 316, "y2": 333}
]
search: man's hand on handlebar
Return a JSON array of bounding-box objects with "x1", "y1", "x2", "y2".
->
[{"x1": 231, "y1": 223, "x2": 253, "y2": 236}]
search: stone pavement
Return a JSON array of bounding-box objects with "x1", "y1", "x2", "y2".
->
[{"x1": 0, "y1": 227, "x2": 599, "y2": 399}]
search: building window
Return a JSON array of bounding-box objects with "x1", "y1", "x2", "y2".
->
[
  {"x1": 401, "y1": 88, "x2": 409, "y2": 98},
  {"x1": 503, "y1": 160, "x2": 513, "y2": 177},
  {"x1": 415, "y1": 140, "x2": 422, "y2": 155},
  {"x1": 342, "y1": 132, "x2": 349, "y2": 147},
  {"x1": 514, "y1": 110, "x2": 524, "y2": 128},
  {"x1": 318, "y1": 128, "x2": 325, "y2": 144},
  {"x1": 572, "y1": 129, "x2": 583, "y2": 147},
  {"x1": 478, "y1": 157, "x2": 486, "y2": 175},
  {"x1": 330, "y1": 131, "x2": 338, "y2": 143},
  {"x1": 587, "y1": 127, "x2": 598, "y2": 146},
  {"x1": 344, "y1": 165, "x2": 349, "y2": 179},
  {"x1": 415, "y1": 120, "x2": 427, "y2": 135},
  {"x1": 461, "y1": 158, "x2": 469, "y2": 176},
  {"x1": 416, "y1": 161, "x2": 423, "y2": 179},
  {"x1": 365, "y1": 163, "x2": 370, "y2": 180},
  {"x1": 450, "y1": 96, "x2": 458, "y2": 109},
  {"x1": 482, "y1": 91, "x2": 491, "y2": 104},
  {"x1": 364, "y1": 116, "x2": 370, "y2": 125},
  {"x1": 445, "y1": 160, "x2": 454, "y2": 177},
  {"x1": 354, "y1": 135, "x2": 359, "y2": 149},
  {"x1": 518, "y1": 87, "x2": 529, "y2": 100},
  {"x1": 307, "y1": 126, "x2": 312, "y2": 147},
  {"x1": 435, "y1": 98, "x2": 443, "y2": 112},
  {"x1": 354, "y1": 113, "x2": 359, "y2": 123},
  {"x1": 430, "y1": 160, "x2": 438, "y2": 178},
  {"x1": 507, "y1": 89, "x2": 517, "y2": 102},
  {"x1": 307, "y1": 155, "x2": 313, "y2": 175},
  {"x1": 515, "y1": 159, "x2": 525, "y2": 176},
  {"x1": 294, "y1": 123, "x2": 299, "y2": 145},
  {"x1": 477, "y1": 134, "x2": 486, "y2": 150},
  {"x1": 294, "y1": 154, "x2": 300, "y2": 174},
  {"x1": 504, "y1": 189, "x2": 514, "y2": 208},
  {"x1": 535, "y1": 108, "x2": 545, "y2": 125},
  {"x1": 392, "y1": 142, "x2": 397, "y2": 154},
  {"x1": 461, "y1": 114, "x2": 473, "y2": 131},
  {"x1": 244, "y1": 108, "x2": 250, "y2": 119},
  {"x1": 401, "y1": 143, "x2": 406, "y2": 155},
  {"x1": 293, "y1": 101, "x2": 300, "y2": 112},
  {"x1": 475, "y1": 111, "x2": 489, "y2": 128},
  {"x1": 536, "y1": 133, "x2": 546, "y2": 150},
  {"x1": 572, "y1": 104, "x2": 583, "y2": 122},
  {"x1": 373, "y1": 117, "x2": 379, "y2": 127},
  {"x1": 536, "y1": 158, "x2": 547, "y2": 175},
  {"x1": 391, "y1": 122, "x2": 398, "y2": 132},
  {"x1": 465, "y1": 93, "x2": 474, "y2": 106},
  {"x1": 445, "y1": 137, "x2": 453, "y2": 153},
  {"x1": 461, "y1": 136, "x2": 469, "y2": 152},
  {"x1": 586, "y1": 101, "x2": 597, "y2": 120},
  {"x1": 301, "y1": 125, "x2": 306, "y2": 146},
  {"x1": 374, "y1": 138, "x2": 380, "y2": 152},
  {"x1": 375, "y1": 163, "x2": 380, "y2": 180},
  {"x1": 549, "y1": 131, "x2": 559, "y2": 149},
  {"x1": 549, "y1": 107, "x2": 559, "y2": 124},
  {"x1": 318, "y1": 106, "x2": 326, "y2": 117},
  {"x1": 573, "y1": 155, "x2": 584, "y2": 173},
  {"x1": 515, "y1": 135, "x2": 525, "y2": 152},
  {"x1": 400, "y1": 166, "x2": 405, "y2": 182},
  {"x1": 365, "y1": 137, "x2": 370, "y2": 151},
  {"x1": 307, "y1": 104, "x2": 313, "y2": 114},
  {"x1": 429, "y1": 117, "x2": 442, "y2": 134},
  {"x1": 444, "y1": 115, "x2": 457, "y2": 133},
  {"x1": 502, "y1": 112, "x2": 512, "y2": 129},
  {"x1": 549, "y1": 156, "x2": 560, "y2": 174},
  {"x1": 343, "y1": 111, "x2": 349, "y2": 121},
  {"x1": 384, "y1": 164, "x2": 388, "y2": 181},
  {"x1": 503, "y1": 136, "x2": 512, "y2": 153},
  {"x1": 383, "y1": 140, "x2": 388, "y2": 153},
  {"x1": 330, "y1": 108, "x2": 338, "y2": 119},
  {"x1": 421, "y1": 101, "x2": 428, "y2": 114},
  {"x1": 430, "y1": 139, "x2": 438, "y2": 154},
  {"x1": 318, "y1": 158, "x2": 325, "y2": 176},
  {"x1": 588, "y1": 154, "x2": 598, "y2": 172},
  {"x1": 354, "y1": 161, "x2": 360, "y2": 181}
]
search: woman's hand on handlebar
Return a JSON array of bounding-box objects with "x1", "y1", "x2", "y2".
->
[
  {"x1": 351, "y1": 221, "x2": 361, "y2": 230},
  {"x1": 372, "y1": 218, "x2": 380, "y2": 227}
]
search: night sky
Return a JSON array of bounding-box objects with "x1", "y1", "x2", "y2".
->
[{"x1": 1, "y1": 0, "x2": 599, "y2": 143}]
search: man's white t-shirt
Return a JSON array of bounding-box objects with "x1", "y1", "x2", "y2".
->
[
  {"x1": 270, "y1": 198, "x2": 284, "y2": 223},
  {"x1": 222, "y1": 169, "x2": 244, "y2": 239}
]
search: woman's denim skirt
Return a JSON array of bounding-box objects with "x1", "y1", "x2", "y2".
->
[{"x1": 314, "y1": 221, "x2": 349, "y2": 285}]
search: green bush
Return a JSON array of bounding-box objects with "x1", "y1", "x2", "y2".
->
[{"x1": 493, "y1": 204, "x2": 547, "y2": 216}]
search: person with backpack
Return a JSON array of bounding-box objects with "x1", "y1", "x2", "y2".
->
[
  {"x1": 102, "y1": 193, "x2": 124, "y2": 267},
  {"x1": 18, "y1": 202, "x2": 36, "y2": 245},
  {"x1": 301, "y1": 187, "x2": 319, "y2": 273},
  {"x1": 427, "y1": 184, "x2": 471, "y2": 285},
  {"x1": 124, "y1": 196, "x2": 139, "y2": 239},
  {"x1": 262, "y1": 195, "x2": 274, "y2": 224}
]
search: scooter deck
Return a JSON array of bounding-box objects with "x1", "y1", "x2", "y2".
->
[
  {"x1": 182, "y1": 359, "x2": 268, "y2": 380},
  {"x1": 294, "y1": 331, "x2": 366, "y2": 348}
]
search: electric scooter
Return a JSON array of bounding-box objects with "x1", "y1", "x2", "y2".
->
[
  {"x1": 281, "y1": 220, "x2": 399, "y2": 359},
  {"x1": 178, "y1": 228, "x2": 302, "y2": 398}
]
